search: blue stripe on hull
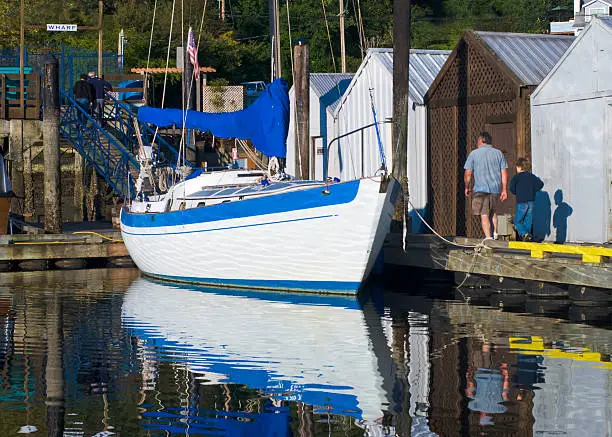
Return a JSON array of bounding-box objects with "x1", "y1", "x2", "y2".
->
[
  {"x1": 122, "y1": 214, "x2": 336, "y2": 236},
  {"x1": 122, "y1": 179, "x2": 360, "y2": 228},
  {"x1": 143, "y1": 272, "x2": 362, "y2": 295}
]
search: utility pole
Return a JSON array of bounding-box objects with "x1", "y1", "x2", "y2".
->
[
  {"x1": 19, "y1": 0, "x2": 25, "y2": 117},
  {"x1": 339, "y1": 0, "x2": 346, "y2": 73},
  {"x1": 98, "y1": 0, "x2": 103, "y2": 77},
  {"x1": 392, "y1": 0, "x2": 411, "y2": 217},
  {"x1": 293, "y1": 38, "x2": 310, "y2": 180},
  {"x1": 43, "y1": 55, "x2": 61, "y2": 233}
]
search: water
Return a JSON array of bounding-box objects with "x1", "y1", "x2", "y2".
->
[{"x1": 0, "y1": 269, "x2": 610, "y2": 436}]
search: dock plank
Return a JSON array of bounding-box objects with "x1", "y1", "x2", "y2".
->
[{"x1": 384, "y1": 232, "x2": 612, "y2": 290}]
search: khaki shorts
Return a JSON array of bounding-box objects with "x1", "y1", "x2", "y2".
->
[{"x1": 471, "y1": 192, "x2": 500, "y2": 216}]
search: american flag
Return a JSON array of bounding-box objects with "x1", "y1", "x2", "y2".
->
[{"x1": 187, "y1": 27, "x2": 200, "y2": 78}]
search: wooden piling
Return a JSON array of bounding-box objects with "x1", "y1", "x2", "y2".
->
[
  {"x1": 42, "y1": 55, "x2": 61, "y2": 233},
  {"x1": 392, "y1": 0, "x2": 411, "y2": 217},
  {"x1": 73, "y1": 152, "x2": 85, "y2": 221},
  {"x1": 293, "y1": 39, "x2": 310, "y2": 180},
  {"x1": 45, "y1": 292, "x2": 65, "y2": 437},
  {"x1": 9, "y1": 120, "x2": 24, "y2": 214},
  {"x1": 23, "y1": 140, "x2": 33, "y2": 221}
]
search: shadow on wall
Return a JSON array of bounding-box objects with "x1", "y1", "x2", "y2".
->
[
  {"x1": 533, "y1": 189, "x2": 573, "y2": 244},
  {"x1": 552, "y1": 189, "x2": 573, "y2": 244}
]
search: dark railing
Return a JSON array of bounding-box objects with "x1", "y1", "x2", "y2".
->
[
  {"x1": 0, "y1": 73, "x2": 41, "y2": 120},
  {"x1": 324, "y1": 120, "x2": 398, "y2": 180},
  {"x1": 104, "y1": 91, "x2": 192, "y2": 169},
  {"x1": 59, "y1": 90, "x2": 138, "y2": 199}
]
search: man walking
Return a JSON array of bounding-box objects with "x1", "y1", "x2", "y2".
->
[
  {"x1": 73, "y1": 74, "x2": 93, "y2": 124},
  {"x1": 88, "y1": 72, "x2": 113, "y2": 125},
  {"x1": 464, "y1": 132, "x2": 508, "y2": 239}
]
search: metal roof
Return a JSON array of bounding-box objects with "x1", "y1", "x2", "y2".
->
[
  {"x1": 475, "y1": 32, "x2": 574, "y2": 85},
  {"x1": 309, "y1": 73, "x2": 354, "y2": 112},
  {"x1": 367, "y1": 48, "x2": 451, "y2": 104},
  {"x1": 600, "y1": 15, "x2": 612, "y2": 29}
]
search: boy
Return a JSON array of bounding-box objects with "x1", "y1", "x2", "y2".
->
[{"x1": 509, "y1": 157, "x2": 544, "y2": 241}]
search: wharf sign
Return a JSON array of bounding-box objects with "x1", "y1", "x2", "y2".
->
[{"x1": 46, "y1": 24, "x2": 78, "y2": 32}]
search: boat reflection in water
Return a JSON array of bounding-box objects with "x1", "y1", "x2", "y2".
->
[{"x1": 122, "y1": 277, "x2": 430, "y2": 435}]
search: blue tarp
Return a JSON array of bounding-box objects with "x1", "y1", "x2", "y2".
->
[{"x1": 138, "y1": 78, "x2": 290, "y2": 158}]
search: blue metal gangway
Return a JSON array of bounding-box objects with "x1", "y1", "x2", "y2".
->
[{"x1": 59, "y1": 91, "x2": 193, "y2": 200}]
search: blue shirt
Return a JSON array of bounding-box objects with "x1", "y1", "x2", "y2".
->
[{"x1": 464, "y1": 145, "x2": 508, "y2": 194}]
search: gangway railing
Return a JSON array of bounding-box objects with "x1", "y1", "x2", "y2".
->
[
  {"x1": 59, "y1": 90, "x2": 138, "y2": 199},
  {"x1": 104, "y1": 92, "x2": 194, "y2": 169}
]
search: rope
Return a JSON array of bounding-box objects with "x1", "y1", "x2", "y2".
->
[
  {"x1": 72, "y1": 231, "x2": 124, "y2": 243},
  {"x1": 355, "y1": 0, "x2": 366, "y2": 57},
  {"x1": 144, "y1": 0, "x2": 158, "y2": 94},
  {"x1": 320, "y1": 0, "x2": 337, "y2": 73}
]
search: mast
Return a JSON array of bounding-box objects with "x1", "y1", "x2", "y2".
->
[
  {"x1": 339, "y1": 0, "x2": 346, "y2": 73},
  {"x1": 269, "y1": 0, "x2": 281, "y2": 80}
]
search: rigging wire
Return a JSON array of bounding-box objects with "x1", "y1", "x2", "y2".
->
[
  {"x1": 349, "y1": 0, "x2": 364, "y2": 58},
  {"x1": 355, "y1": 0, "x2": 366, "y2": 57},
  {"x1": 320, "y1": 0, "x2": 337, "y2": 73}
]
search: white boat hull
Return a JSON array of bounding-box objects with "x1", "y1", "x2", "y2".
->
[{"x1": 120, "y1": 177, "x2": 398, "y2": 294}]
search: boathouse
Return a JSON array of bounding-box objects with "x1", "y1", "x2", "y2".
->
[
  {"x1": 531, "y1": 16, "x2": 612, "y2": 244},
  {"x1": 425, "y1": 31, "x2": 573, "y2": 238},
  {"x1": 286, "y1": 73, "x2": 353, "y2": 180},
  {"x1": 331, "y1": 49, "x2": 450, "y2": 232}
]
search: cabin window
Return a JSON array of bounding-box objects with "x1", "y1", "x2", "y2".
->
[
  {"x1": 197, "y1": 202, "x2": 206, "y2": 208},
  {"x1": 221, "y1": 200, "x2": 231, "y2": 204},
  {"x1": 238, "y1": 172, "x2": 264, "y2": 178},
  {"x1": 179, "y1": 202, "x2": 186, "y2": 211}
]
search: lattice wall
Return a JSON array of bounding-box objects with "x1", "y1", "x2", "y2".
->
[
  {"x1": 428, "y1": 35, "x2": 523, "y2": 238},
  {"x1": 202, "y1": 86, "x2": 244, "y2": 113}
]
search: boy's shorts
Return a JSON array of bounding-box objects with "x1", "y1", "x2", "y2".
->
[{"x1": 471, "y1": 192, "x2": 500, "y2": 215}]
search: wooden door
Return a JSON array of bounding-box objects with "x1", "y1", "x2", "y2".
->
[{"x1": 486, "y1": 122, "x2": 516, "y2": 216}]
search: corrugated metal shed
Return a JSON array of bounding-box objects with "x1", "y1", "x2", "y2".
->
[
  {"x1": 531, "y1": 16, "x2": 612, "y2": 243},
  {"x1": 309, "y1": 73, "x2": 354, "y2": 112},
  {"x1": 358, "y1": 49, "x2": 450, "y2": 105},
  {"x1": 476, "y1": 32, "x2": 574, "y2": 85},
  {"x1": 331, "y1": 48, "x2": 450, "y2": 232}
]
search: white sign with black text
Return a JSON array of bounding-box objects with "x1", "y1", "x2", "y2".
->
[{"x1": 46, "y1": 24, "x2": 78, "y2": 32}]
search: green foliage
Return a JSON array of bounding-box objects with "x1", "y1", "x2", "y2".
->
[{"x1": 0, "y1": 0, "x2": 573, "y2": 83}]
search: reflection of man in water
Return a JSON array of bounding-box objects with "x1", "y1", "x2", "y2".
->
[
  {"x1": 553, "y1": 189, "x2": 573, "y2": 244},
  {"x1": 465, "y1": 342, "x2": 509, "y2": 426}
]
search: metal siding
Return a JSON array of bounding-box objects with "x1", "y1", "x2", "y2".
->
[
  {"x1": 333, "y1": 49, "x2": 449, "y2": 232},
  {"x1": 368, "y1": 48, "x2": 450, "y2": 104},
  {"x1": 477, "y1": 32, "x2": 574, "y2": 85},
  {"x1": 531, "y1": 19, "x2": 612, "y2": 243},
  {"x1": 309, "y1": 73, "x2": 354, "y2": 113}
]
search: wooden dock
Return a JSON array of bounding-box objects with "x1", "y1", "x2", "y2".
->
[
  {"x1": 0, "y1": 230, "x2": 131, "y2": 271},
  {"x1": 384, "y1": 233, "x2": 612, "y2": 291}
]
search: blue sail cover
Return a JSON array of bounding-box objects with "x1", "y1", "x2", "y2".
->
[{"x1": 138, "y1": 78, "x2": 289, "y2": 158}]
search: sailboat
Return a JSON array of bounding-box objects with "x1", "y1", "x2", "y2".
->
[
  {"x1": 120, "y1": 79, "x2": 398, "y2": 294},
  {"x1": 119, "y1": 1, "x2": 401, "y2": 295}
]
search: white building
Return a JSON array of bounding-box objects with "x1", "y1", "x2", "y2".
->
[
  {"x1": 531, "y1": 16, "x2": 612, "y2": 243},
  {"x1": 550, "y1": 0, "x2": 611, "y2": 35},
  {"x1": 330, "y1": 49, "x2": 449, "y2": 232},
  {"x1": 286, "y1": 73, "x2": 353, "y2": 180}
]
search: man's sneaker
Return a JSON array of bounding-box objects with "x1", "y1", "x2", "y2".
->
[
  {"x1": 493, "y1": 232, "x2": 499, "y2": 240},
  {"x1": 522, "y1": 233, "x2": 533, "y2": 242}
]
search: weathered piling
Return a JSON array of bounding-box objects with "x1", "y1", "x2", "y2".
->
[
  {"x1": 73, "y1": 153, "x2": 85, "y2": 221},
  {"x1": 183, "y1": 46, "x2": 196, "y2": 111},
  {"x1": 42, "y1": 55, "x2": 61, "y2": 233},
  {"x1": 392, "y1": 0, "x2": 411, "y2": 218},
  {"x1": 293, "y1": 38, "x2": 310, "y2": 180},
  {"x1": 45, "y1": 291, "x2": 65, "y2": 437}
]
